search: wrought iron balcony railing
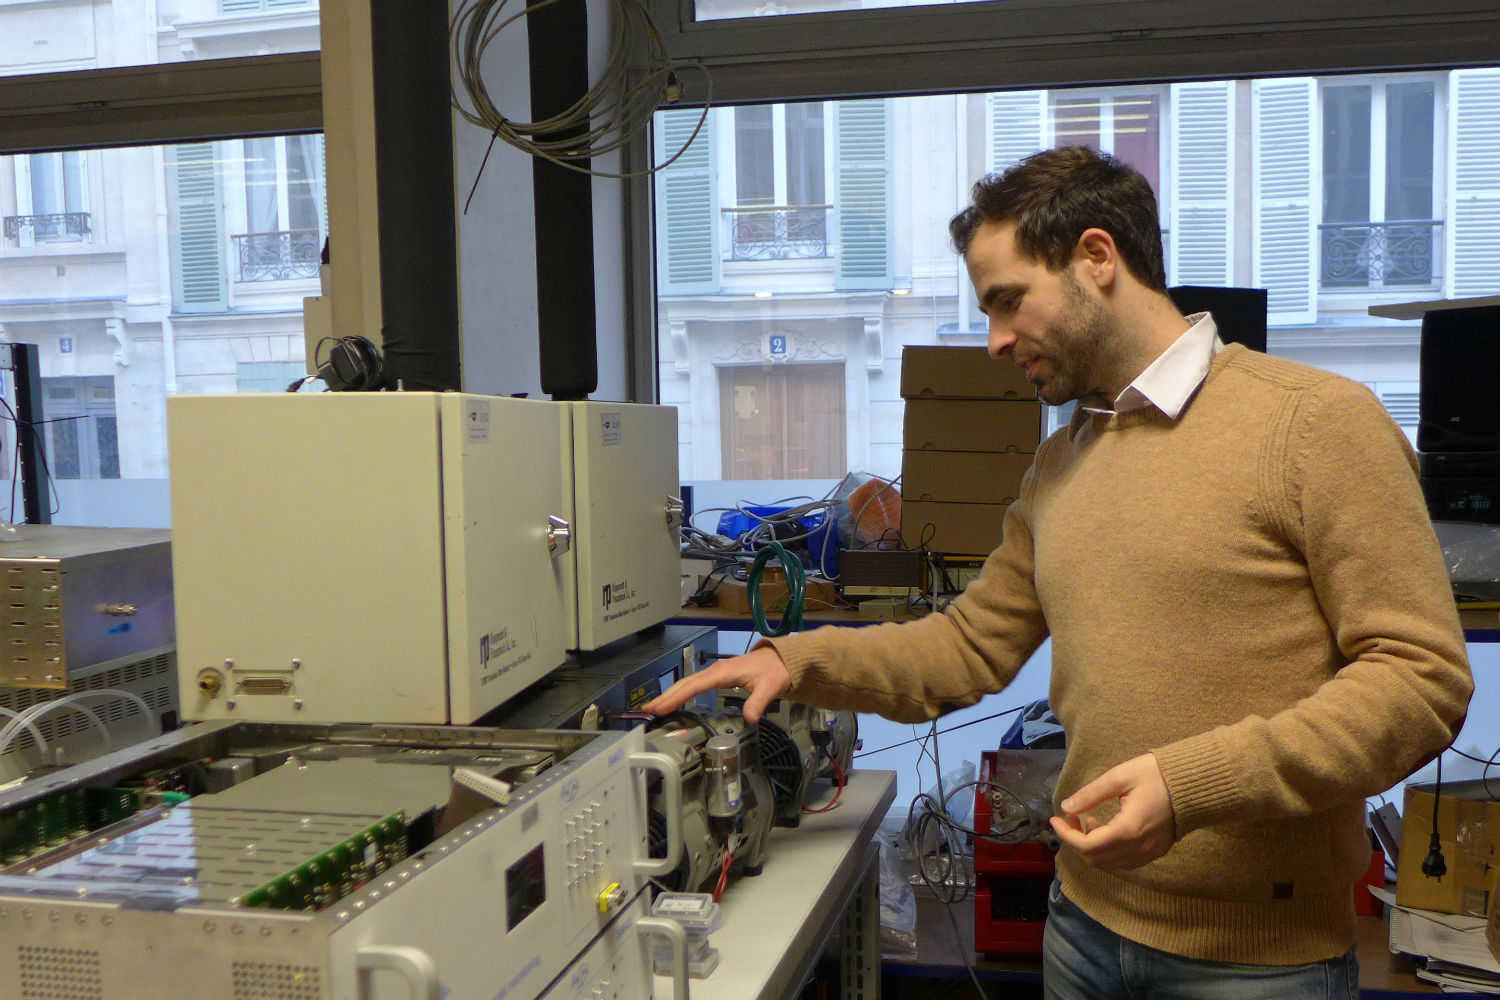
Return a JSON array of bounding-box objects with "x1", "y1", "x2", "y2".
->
[
  {"x1": 722, "y1": 205, "x2": 831, "y2": 261},
  {"x1": 1319, "y1": 220, "x2": 1440, "y2": 288},
  {"x1": 232, "y1": 228, "x2": 321, "y2": 282},
  {"x1": 3, "y1": 213, "x2": 92, "y2": 243}
]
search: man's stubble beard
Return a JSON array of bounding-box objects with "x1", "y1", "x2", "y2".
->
[{"x1": 1036, "y1": 272, "x2": 1119, "y2": 407}]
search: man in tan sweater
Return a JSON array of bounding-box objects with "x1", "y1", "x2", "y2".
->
[{"x1": 646, "y1": 146, "x2": 1473, "y2": 996}]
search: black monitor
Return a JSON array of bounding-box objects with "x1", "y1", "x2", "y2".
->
[
  {"x1": 1167, "y1": 286, "x2": 1269, "y2": 354},
  {"x1": 1417, "y1": 304, "x2": 1500, "y2": 453}
]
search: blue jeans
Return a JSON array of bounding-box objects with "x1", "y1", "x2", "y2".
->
[{"x1": 1041, "y1": 880, "x2": 1360, "y2": 1000}]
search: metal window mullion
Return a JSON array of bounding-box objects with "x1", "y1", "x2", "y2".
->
[
  {"x1": 771, "y1": 104, "x2": 788, "y2": 205},
  {"x1": 0, "y1": 53, "x2": 322, "y2": 158},
  {"x1": 1369, "y1": 84, "x2": 1388, "y2": 225},
  {"x1": 274, "y1": 135, "x2": 292, "y2": 233}
]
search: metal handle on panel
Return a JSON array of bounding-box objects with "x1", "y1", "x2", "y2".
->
[
  {"x1": 355, "y1": 944, "x2": 439, "y2": 1000},
  {"x1": 665, "y1": 495, "x2": 685, "y2": 532},
  {"x1": 637, "y1": 916, "x2": 690, "y2": 1000},
  {"x1": 629, "y1": 750, "x2": 682, "y2": 878},
  {"x1": 546, "y1": 514, "x2": 572, "y2": 557}
]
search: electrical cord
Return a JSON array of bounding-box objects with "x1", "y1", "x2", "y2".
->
[
  {"x1": 1444, "y1": 743, "x2": 1500, "y2": 802},
  {"x1": 802, "y1": 748, "x2": 847, "y2": 814},
  {"x1": 0, "y1": 395, "x2": 62, "y2": 521},
  {"x1": 451, "y1": 0, "x2": 712, "y2": 182},
  {"x1": 939, "y1": 896, "x2": 993, "y2": 1000},
  {"x1": 905, "y1": 778, "x2": 1040, "y2": 905},
  {"x1": 713, "y1": 839, "x2": 733, "y2": 902},
  {"x1": 854, "y1": 704, "x2": 1026, "y2": 759},
  {"x1": 1421, "y1": 751, "x2": 1447, "y2": 878},
  {"x1": 747, "y1": 540, "x2": 804, "y2": 637}
]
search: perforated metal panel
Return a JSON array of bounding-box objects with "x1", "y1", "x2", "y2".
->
[
  {"x1": 231, "y1": 960, "x2": 323, "y2": 1000},
  {"x1": 17, "y1": 945, "x2": 103, "y2": 1000},
  {"x1": 0, "y1": 650, "x2": 174, "y2": 781}
]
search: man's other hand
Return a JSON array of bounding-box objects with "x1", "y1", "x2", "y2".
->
[
  {"x1": 1048, "y1": 752, "x2": 1175, "y2": 870},
  {"x1": 642, "y1": 645, "x2": 792, "y2": 723}
]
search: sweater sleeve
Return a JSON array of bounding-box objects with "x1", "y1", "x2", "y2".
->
[
  {"x1": 1153, "y1": 378, "x2": 1473, "y2": 837},
  {"x1": 761, "y1": 444, "x2": 1055, "y2": 723}
]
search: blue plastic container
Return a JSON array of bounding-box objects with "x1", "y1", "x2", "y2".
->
[{"x1": 716, "y1": 506, "x2": 841, "y2": 578}]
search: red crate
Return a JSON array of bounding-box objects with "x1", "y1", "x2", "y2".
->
[
  {"x1": 974, "y1": 873, "x2": 1052, "y2": 956},
  {"x1": 973, "y1": 751, "x2": 1058, "y2": 957},
  {"x1": 974, "y1": 830, "x2": 1057, "y2": 875}
]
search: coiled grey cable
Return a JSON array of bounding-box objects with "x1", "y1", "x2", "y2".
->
[{"x1": 451, "y1": 0, "x2": 711, "y2": 180}]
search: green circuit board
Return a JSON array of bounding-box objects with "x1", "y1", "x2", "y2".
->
[{"x1": 239, "y1": 811, "x2": 408, "y2": 911}]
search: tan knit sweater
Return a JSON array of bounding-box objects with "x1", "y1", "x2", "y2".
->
[{"x1": 768, "y1": 344, "x2": 1472, "y2": 965}]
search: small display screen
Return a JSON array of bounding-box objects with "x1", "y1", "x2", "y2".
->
[{"x1": 506, "y1": 843, "x2": 546, "y2": 931}]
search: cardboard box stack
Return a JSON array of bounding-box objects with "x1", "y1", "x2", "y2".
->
[{"x1": 900, "y1": 346, "x2": 1042, "y2": 556}]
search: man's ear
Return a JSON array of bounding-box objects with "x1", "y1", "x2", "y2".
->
[{"x1": 1074, "y1": 227, "x2": 1117, "y2": 290}]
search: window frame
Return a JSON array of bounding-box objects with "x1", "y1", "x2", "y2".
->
[
  {"x1": 0, "y1": 3, "x2": 1491, "y2": 403},
  {"x1": 725, "y1": 102, "x2": 830, "y2": 209},
  {"x1": 644, "y1": 0, "x2": 1500, "y2": 106},
  {"x1": 1321, "y1": 73, "x2": 1446, "y2": 228},
  {"x1": 1317, "y1": 71, "x2": 1448, "y2": 293},
  {"x1": 631, "y1": 0, "x2": 1499, "y2": 397},
  {"x1": 10, "y1": 150, "x2": 92, "y2": 247},
  {"x1": 0, "y1": 54, "x2": 321, "y2": 157}
]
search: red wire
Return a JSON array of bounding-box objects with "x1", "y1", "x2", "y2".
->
[
  {"x1": 803, "y1": 749, "x2": 847, "y2": 814},
  {"x1": 712, "y1": 843, "x2": 733, "y2": 902}
]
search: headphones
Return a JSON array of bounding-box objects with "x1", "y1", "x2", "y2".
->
[{"x1": 311, "y1": 335, "x2": 386, "y2": 391}]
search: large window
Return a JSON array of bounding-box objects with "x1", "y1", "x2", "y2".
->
[
  {"x1": 726, "y1": 104, "x2": 830, "y2": 263},
  {"x1": 0, "y1": 0, "x2": 318, "y2": 78},
  {"x1": 0, "y1": 0, "x2": 324, "y2": 528},
  {"x1": 656, "y1": 69, "x2": 1500, "y2": 805},
  {"x1": 9, "y1": 153, "x2": 90, "y2": 246},
  {"x1": 656, "y1": 71, "x2": 1499, "y2": 492},
  {"x1": 1321, "y1": 78, "x2": 1441, "y2": 290},
  {"x1": 235, "y1": 136, "x2": 325, "y2": 284},
  {"x1": 0, "y1": 137, "x2": 322, "y2": 527}
]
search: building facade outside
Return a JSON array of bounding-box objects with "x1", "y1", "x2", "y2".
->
[
  {"x1": 0, "y1": 0, "x2": 321, "y2": 527},
  {"x1": 656, "y1": 71, "x2": 1500, "y2": 488}
]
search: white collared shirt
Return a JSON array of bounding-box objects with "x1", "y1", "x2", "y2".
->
[{"x1": 1079, "y1": 312, "x2": 1224, "y2": 420}]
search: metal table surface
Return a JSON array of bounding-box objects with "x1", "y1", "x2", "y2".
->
[{"x1": 653, "y1": 769, "x2": 897, "y2": 1000}]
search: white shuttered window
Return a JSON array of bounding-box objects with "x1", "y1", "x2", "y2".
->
[
  {"x1": 1252, "y1": 78, "x2": 1318, "y2": 326},
  {"x1": 1445, "y1": 68, "x2": 1500, "y2": 300},
  {"x1": 654, "y1": 109, "x2": 720, "y2": 296},
  {"x1": 1169, "y1": 82, "x2": 1235, "y2": 287}
]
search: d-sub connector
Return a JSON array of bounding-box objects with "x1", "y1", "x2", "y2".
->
[{"x1": 238, "y1": 676, "x2": 292, "y2": 694}]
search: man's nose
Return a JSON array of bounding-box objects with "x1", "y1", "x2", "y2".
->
[{"x1": 988, "y1": 323, "x2": 1016, "y2": 359}]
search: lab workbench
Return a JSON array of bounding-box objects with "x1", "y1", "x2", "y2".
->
[{"x1": 653, "y1": 768, "x2": 897, "y2": 1000}]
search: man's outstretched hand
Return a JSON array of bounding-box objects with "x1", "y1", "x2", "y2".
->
[{"x1": 643, "y1": 645, "x2": 791, "y2": 723}]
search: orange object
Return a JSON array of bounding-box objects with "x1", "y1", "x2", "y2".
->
[{"x1": 847, "y1": 477, "x2": 902, "y2": 549}]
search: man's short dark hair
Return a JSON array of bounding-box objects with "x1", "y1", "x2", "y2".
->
[{"x1": 948, "y1": 146, "x2": 1168, "y2": 292}]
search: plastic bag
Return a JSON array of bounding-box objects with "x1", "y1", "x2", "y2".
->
[
  {"x1": 875, "y1": 830, "x2": 918, "y2": 958},
  {"x1": 832, "y1": 472, "x2": 903, "y2": 551},
  {"x1": 905, "y1": 759, "x2": 977, "y2": 891}
]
